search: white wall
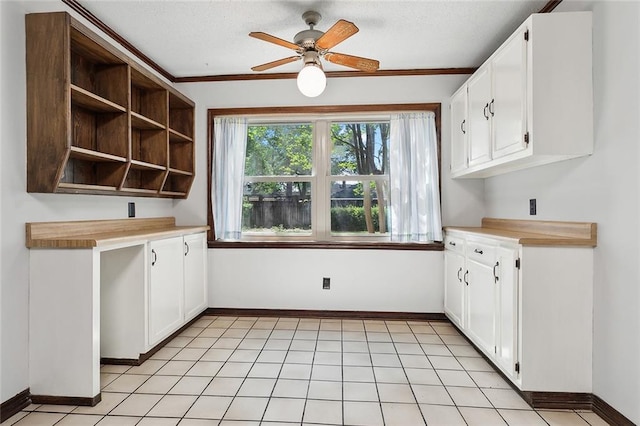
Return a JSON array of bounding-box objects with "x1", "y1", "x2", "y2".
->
[
  {"x1": 210, "y1": 249, "x2": 443, "y2": 313},
  {"x1": 175, "y1": 75, "x2": 485, "y2": 314},
  {"x1": 484, "y1": 2, "x2": 640, "y2": 422},
  {"x1": 0, "y1": 1, "x2": 180, "y2": 403}
]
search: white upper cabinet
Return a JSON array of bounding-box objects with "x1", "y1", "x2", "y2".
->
[
  {"x1": 491, "y1": 28, "x2": 528, "y2": 160},
  {"x1": 450, "y1": 12, "x2": 592, "y2": 178},
  {"x1": 450, "y1": 86, "x2": 468, "y2": 175},
  {"x1": 467, "y1": 66, "x2": 493, "y2": 167}
]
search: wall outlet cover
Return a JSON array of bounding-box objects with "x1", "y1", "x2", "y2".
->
[{"x1": 322, "y1": 277, "x2": 330, "y2": 290}]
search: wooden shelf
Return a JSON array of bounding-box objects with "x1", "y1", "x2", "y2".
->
[
  {"x1": 26, "y1": 12, "x2": 195, "y2": 198},
  {"x1": 131, "y1": 112, "x2": 166, "y2": 131},
  {"x1": 168, "y1": 168, "x2": 193, "y2": 176},
  {"x1": 169, "y1": 128, "x2": 193, "y2": 143},
  {"x1": 69, "y1": 146, "x2": 127, "y2": 163},
  {"x1": 130, "y1": 159, "x2": 166, "y2": 171},
  {"x1": 71, "y1": 85, "x2": 126, "y2": 113},
  {"x1": 57, "y1": 182, "x2": 118, "y2": 192},
  {"x1": 160, "y1": 190, "x2": 187, "y2": 197},
  {"x1": 120, "y1": 187, "x2": 161, "y2": 195}
]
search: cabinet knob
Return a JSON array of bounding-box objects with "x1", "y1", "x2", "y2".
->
[
  {"x1": 493, "y1": 261, "x2": 500, "y2": 282},
  {"x1": 489, "y1": 99, "x2": 495, "y2": 117},
  {"x1": 151, "y1": 249, "x2": 157, "y2": 266},
  {"x1": 449, "y1": 241, "x2": 456, "y2": 246},
  {"x1": 457, "y1": 267, "x2": 463, "y2": 282},
  {"x1": 483, "y1": 103, "x2": 490, "y2": 120},
  {"x1": 464, "y1": 270, "x2": 469, "y2": 285},
  {"x1": 461, "y1": 119, "x2": 466, "y2": 134},
  {"x1": 474, "y1": 248, "x2": 484, "y2": 255},
  {"x1": 184, "y1": 242, "x2": 189, "y2": 256}
]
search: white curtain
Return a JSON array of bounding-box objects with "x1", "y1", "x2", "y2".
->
[
  {"x1": 389, "y1": 112, "x2": 443, "y2": 242},
  {"x1": 212, "y1": 117, "x2": 248, "y2": 240}
]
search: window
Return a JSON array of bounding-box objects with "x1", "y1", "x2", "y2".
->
[
  {"x1": 208, "y1": 104, "x2": 442, "y2": 248},
  {"x1": 243, "y1": 123, "x2": 313, "y2": 237}
]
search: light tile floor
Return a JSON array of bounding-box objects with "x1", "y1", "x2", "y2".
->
[{"x1": 2, "y1": 316, "x2": 609, "y2": 425}]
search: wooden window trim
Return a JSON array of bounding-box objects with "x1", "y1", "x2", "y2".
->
[{"x1": 207, "y1": 103, "x2": 442, "y2": 250}]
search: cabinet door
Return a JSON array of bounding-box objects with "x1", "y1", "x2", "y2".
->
[
  {"x1": 492, "y1": 29, "x2": 528, "y2": 159},
  {"x1": 466, "y1": 259, "x2": 495, "y2": 355},
  {"x1": 183, "y1": 232, "x2": 208, "y2": 321},
  {"x1": 148, "y1": 236, "x2": 184, "y2": 346},
  {"x1": 495, "y1": 247, "x2": 519, "y2": 378},
  {"x1": 450, "y1": 87, "x2": 468, "y2": 175},
  {"x1": 444, "y1": 249, "x2": 465, "y2": 329},
  {"x1": 467, "y1": 66, "x2": 492, "y2": 167}
]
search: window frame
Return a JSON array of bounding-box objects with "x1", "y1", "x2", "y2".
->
[{"x1": 208, "y1": 103, "x2": 443, "y2": 251}]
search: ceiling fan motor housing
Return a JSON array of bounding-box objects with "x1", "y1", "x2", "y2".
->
[
  {"x1": 295, "y1": 11, "x2": 324, "y2": 49},
  {"x1": 294, "y1": 29, "x2": 324, "y2": 49}
]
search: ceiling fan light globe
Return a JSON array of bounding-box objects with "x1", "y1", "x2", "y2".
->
[{"x1": 297, "y1": 64, "x2": 326, "y2": 97}]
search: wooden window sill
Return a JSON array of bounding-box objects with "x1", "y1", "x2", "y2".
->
[{"x1": 208, "y1": 240, "x2": 444, "y2": 251}]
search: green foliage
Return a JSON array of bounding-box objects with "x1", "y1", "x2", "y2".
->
[
  {"x1": 245, "y1": 124, "x2": 312, "y2": 176},
  {"x1": 331, "y1": 205, "x2": 381, "y2": 232},
  {"x1": 330, "y1": 122, "x2": 390, "y2": 175}
]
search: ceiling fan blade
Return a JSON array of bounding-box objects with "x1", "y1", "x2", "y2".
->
[
  {"x1": 251, "y1": 56, "x2": 300, "y2": 72},
  {"x1": 315, "y1": 19, "x2": 359, "y2": 50},
  {"x1": 324, "y1": 52, "x2": 379, "y2": 72},
  {"x1": 249, "y1": 32, "x2": 300, "y2": 51}
]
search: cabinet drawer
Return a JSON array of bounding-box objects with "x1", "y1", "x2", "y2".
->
[
  {"x1": 466, "y1": 240, "x2": 496, "y2": 265},
  {"x1": 445, "y1": 235, "x2": 465, "y2": 254}
]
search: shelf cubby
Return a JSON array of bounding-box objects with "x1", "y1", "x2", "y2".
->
[
  {"x1": 131, "y1": 68, "x2": 167, "y2": 126},
  {"x1": 131, "y1": 128, "x2": 167, "y2": 166},
  {"x1": 168, "y1": 137, "x2": 194, "y2": 173},
  {"x1": 161, "y1": 170, "x2": 193, "y2": 197},
  {"x1": 121, "y1": 161, "x2": 166, "y2": 193},
  {"x1": 71, "y1": 104, "x2": 129, "y2": 159},
  {"x1": 60, "y1": 157, "x2": 127, "y2": 191},
  {"x1": 169, "y1": 92, "x2": 194, "y2": 139}
]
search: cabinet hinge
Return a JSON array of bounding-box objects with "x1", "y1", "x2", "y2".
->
[
  {"x1": 515, "y1": 258, "x2": 521, "y2": 269},
  {"x1": 524, "y1": 132, "x2": 530, "y2": 145},
  {"x1": 524, "y1": 30, "x2": 529, "y2": 41},
  {"x1": 515, "y1": 362, "x2": 520, "y2": 373}
]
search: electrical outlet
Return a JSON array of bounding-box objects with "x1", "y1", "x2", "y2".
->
[
  {"x1": 128, "y1": 202, "x2": 136, "y2": 218},
  {"x1": 322, "y1": 277, "x2": 330, "y2": 290},
  {"x1": 529, "y1": 199, "x2": 537, "y2": 215}
]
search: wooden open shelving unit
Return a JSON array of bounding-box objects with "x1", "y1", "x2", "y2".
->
[{"x1": 26, "y1": 12, "x2": 195, "y2": 198}]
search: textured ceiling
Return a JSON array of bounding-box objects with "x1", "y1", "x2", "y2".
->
[{"x1": 76, "y1": 0, "x2": 549, "y2": 78}]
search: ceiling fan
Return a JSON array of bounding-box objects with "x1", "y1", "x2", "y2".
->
[{"x1": 249, "y1": 11, "x2": 380, "y2": 97}]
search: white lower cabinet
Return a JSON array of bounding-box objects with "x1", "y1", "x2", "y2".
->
[
  {"x1": 444, "y1": 228, "x2": 593, "y2": 393},
  {"x1": 148, "y1": 232, "x2": 208, "y2": 347},
  {"x1": 444, "y1": 235, "x2": 465, "y2": 328},
  {"x1": 149, "y1": 236, "x2": 185, "y2": 346},
  {"x1": 465, "y1": 247, "x2": 498, "y2": 357},
  {"x1": 183, "y1": 232, "x2": 208, "y2": 322},
  {"x1": 495, "y1": 246, "x2": 518, "y2": 379}
]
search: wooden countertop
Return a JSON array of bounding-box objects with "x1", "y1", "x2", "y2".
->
[
  {"x1": 26, "y1": 217, "x2": 209, "y2": 249},
  {"x1": 445, "y1": 217, "x2": 597, "y2": 247}
]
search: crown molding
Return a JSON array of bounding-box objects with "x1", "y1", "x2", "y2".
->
[{"x1": 174, "y1": 68, "x2": 477, "y2": 83}]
